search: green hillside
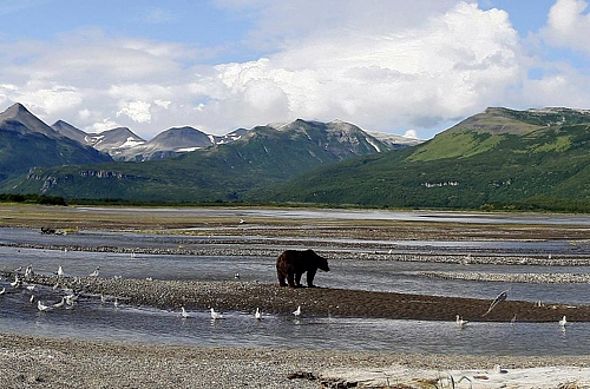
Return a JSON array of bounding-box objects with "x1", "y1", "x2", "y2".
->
[
  {"x1": 259, "y1": 108, "x2": 590, "y2": 212},
  {"x1": 0, "y1": 130, "x2": 111, "y2": 182}
]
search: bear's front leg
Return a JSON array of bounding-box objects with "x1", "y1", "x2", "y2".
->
[
  {"x1": 277, "y1": 273, "x2": 287, "y2": 287},
  {"x1": 306, "y1": 268, "x2": 317, "y2": 288},
  {"x1": 287, "y1": 272, "x2": 297, "y2": 287}
]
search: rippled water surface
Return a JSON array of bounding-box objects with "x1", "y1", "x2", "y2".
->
[
  {"x1": 2, "y1": 225, "x2": 590, "y2": 355},
  {"x1": 0, "y1": 280, "x2": 587, "y2": 356}
]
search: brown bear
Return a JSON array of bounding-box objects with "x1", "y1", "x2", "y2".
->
[{"x1": 276, "y1": 249, "x2": 330, "y2": 288}]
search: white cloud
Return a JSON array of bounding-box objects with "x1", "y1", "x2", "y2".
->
[
  {"x1": 403, "y1": 130, "x2": 418, "y2": 139},
  {"x1": 89, "y1": 118, "x2": 122, "y2": 133},
  {"x1": 116, "y1": 101, "x2": 152, "y2": 123},
  {"x1": 154, "y1": 99, "x2": 172, "y2": 109},
  {"x1": 205, "y1": 2, "x2": 521, "y2": 131},
  {"x1": 543, "y1": 0, "x2": 590, "y2": 54},
  {"x1": 2, "y1": 0, "x2": 588, "y2": 140}
]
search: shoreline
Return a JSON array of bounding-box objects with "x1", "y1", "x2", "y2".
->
[{"x1": 1, "y1": 333, "x2": 590, "y2": 389}]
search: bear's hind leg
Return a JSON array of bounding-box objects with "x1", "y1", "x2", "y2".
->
[{"x1": 295, "y1": 272, "x2": 304, "y2": 287}]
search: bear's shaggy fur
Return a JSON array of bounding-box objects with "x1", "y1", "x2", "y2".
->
[{"x1": 276, "y1": 249, "x2": 330, "y2": 288}]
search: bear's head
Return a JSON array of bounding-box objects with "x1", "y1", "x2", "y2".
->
[{"x1": 308, "y1": 249, "x2": 330, "y2": 272}]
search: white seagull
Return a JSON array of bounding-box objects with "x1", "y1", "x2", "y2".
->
[
  {"x1": 30, "y1": 294, "x2": 35, "y2": 304},
  {"x1": 24, "y1": 265, "x2": 34, "y2": 278},
  {"x1": 510, "y1": 314, "x2": 517, "y2": 325},
  {"x1": 559, "y1": 315, "x2": 568, "y2": 327},
  {"x1": 89, "y1": 267, "x2": 100, "y2": 277},
  {"x1": 293, "y1": 305, "x2": 301, "y2": 317},
  {"x1": 57, "y1": 266, "x2": 64, "y2": 277},
  {"x1": 26, "y1": 285, "x2": 36, "y2": 291},
  {"x1": 0, "y1": 288, "x2": 5, "y2": 295},
  {"x1": 234, "y1": 272, "x2": 240, "y2": 280},
  {"x1": 53, "y1": 297, "x2": 66, "y2": 308},
  {"x1": 210, "y1": 308, "x2": 223, "y2": 320},
  {"x1": 37, "y1": 300, "x2": 51, "y2": 311},
  {"x1": 114, "y1": 298, "x2": 119, "y2": 308},
  {"x1": 65, "y1": 294, "x2": 78, "y2": 306},
  {"x1": 10, "y1": 275, "x2": 20, "y2": 288},
  {"x1": 181, "y1": 307, "x2": 190, "y2": 318},
  {"x1": 456, "y1": 314, "x2": 468, "y2": 328},
  {"x1": 255, "y1": 307, "x2": 262, "y2": 320}
]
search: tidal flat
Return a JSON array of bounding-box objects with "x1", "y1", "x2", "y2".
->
[{"x1": 2, "y1": 204, "x2": 590, "y2": 387}]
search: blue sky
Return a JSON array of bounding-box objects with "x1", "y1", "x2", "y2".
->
[{"x1": 1, "y1": 0, "x2": 590, "y2": 139}]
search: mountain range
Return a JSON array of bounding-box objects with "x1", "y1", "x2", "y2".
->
[
  {"x1": 261, "y1": 107, "x2": 590, "y2": 211},
  {"x1": 48, "y1": 115, "x2": 418, "y2": 162},
  {"x1": 0, "y1": 103, "x2": 417, "y2": 202},
  {"x1": 4, "y1": 102, "x2": 590, "y2": 212}
]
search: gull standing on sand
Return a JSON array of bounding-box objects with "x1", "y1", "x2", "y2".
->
[
  {"x1": 53, "y1": 297, "x2": 66, "y2": 308},
  {"x1": 65, "y1": 294, "x2": 78, "y2": 306},
  {"x1": 30, "y1": 294, "x2": 35, "y2": 304},
  {"x1": 559, "y1": 315, "x2": 568, "y2": 328},
  {"x1": 210, "y1": 308, "x2": 223, "y2": 320},
  {"x1": 37, "y1": 300, "x2": 51, "y2": 311},
  {"x1": 293, "y1": 305, "x2": 301, "y2": 317},
  {"x1": 57, "y1": 266, "x2": 65, "y2": 277},
  {"x1": 455, "y1": 315, "x2": 468, "y2": 328},
  {"x1": 181, "y1": 307, "x2": 190, "y2": 318},
  {"x1": 89, "y1": 267, "x2": 100, "y2": 277},
  {"x1": 255, "y1": 308, "x2": 262, "y2": 320}
]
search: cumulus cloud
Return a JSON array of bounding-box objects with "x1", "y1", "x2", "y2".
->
[
  {"x1": 116, "y1": 101, "x2": 152, "y2": 123},
  {"x1": 403, "y1": 130, "x2": 419, "y2": 139},
  {"x1": 1, "y1": 0, "x2": 587, "y2": 139},
  {"x1": 206, "y1": 2, "x2": 521, "y2": 131},
  {"x1": 543, "y1": 0, "x2": 590, "y2": 54}
]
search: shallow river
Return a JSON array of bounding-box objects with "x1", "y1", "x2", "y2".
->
[{"x1": 2, "y1": 227, "x2": 590, "y2": 355}]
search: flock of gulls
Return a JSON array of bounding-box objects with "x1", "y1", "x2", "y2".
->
[
  {"x1": 0, "y1": 264, "x2": 92, "y2": 312},
  {"x1": 1, "y1": 264, "x2": 306, "y2": 323},
  {"x1": 0, "y1": 261, "x2": 572, "y2": 331}
]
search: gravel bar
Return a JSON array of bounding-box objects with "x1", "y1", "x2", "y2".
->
[{"x1": 3, "y1": 271, "x2": 589, "y2": 323}]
